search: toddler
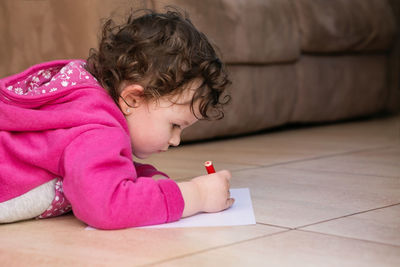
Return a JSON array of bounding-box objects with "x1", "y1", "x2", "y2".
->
[{"x1": 0, "y1": 9, "x2": 234, "y2": 229}]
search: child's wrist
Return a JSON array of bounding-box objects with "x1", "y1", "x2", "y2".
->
[{"x1": 177, "y1": 181, "x2": 203, "y2": 217}]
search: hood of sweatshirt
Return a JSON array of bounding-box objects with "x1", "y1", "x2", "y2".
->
[{"x1": 0, "y1": 60, "x2": 128, "y2": 133}]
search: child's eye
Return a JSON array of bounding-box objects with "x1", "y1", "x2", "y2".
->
[{"x1": 172, "y1": 124, "x2": 181, "y2": 129}]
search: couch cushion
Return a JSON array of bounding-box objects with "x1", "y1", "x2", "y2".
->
[
  {"x1": 291, "y1": 55, "x2": 388, "y2": 122},
  {"x1": 153, "y1": 0, "x2": 300, "y2": 64},
  {"x1": 294, "y1": 0, "x2": 397, "y2": 53},
  {"x1": 182, "y1": 64, "x2": 297, "y2": 141},
  {"x1": 387, "y1": 0, "x2": 400, "y2": 112},
  {"x1": 0, "y1": 0, "x2": 137, "y2": 77}
]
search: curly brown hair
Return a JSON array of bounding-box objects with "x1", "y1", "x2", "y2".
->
[{"x1": 86, "y1": 8, "x2": 231, "y2": 120}]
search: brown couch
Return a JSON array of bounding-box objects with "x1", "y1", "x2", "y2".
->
[{"x1": 1, "y1": 0, "x2": 399, "y2": 142}]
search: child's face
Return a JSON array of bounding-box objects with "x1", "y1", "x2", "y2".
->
[{"x1": 119, "y1": 82, "x2": 200, "y2": 159}]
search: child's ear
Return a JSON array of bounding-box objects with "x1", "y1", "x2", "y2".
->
[{"x1": 118, "y1": 84, "x2": 145, "y2": 115}]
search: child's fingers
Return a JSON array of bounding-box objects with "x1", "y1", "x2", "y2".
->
[
  {"x1": 217, "y1": 170, "x2": 232, "y2": 180},
  {"x1": 225, "y1": 197, "x2": 235, "y2": 209},
  {"x1": 210, "y1": 170, "x2": 232, "y2": 189}
]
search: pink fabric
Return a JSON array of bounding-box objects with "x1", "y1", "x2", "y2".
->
[
  {"x1": 0, "y1": 60, "x2": 184, "y2": 229},
  {"x1": 36, "y1": 164, "x2": 169, "y2": 220}
]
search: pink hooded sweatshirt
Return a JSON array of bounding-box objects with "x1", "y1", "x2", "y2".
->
[{"x1": 0, "y1": 60, "x2": 184, "y2": 229}]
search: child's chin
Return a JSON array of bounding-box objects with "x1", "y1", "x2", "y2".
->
[{"x1": 133, "y1": 152, "x2": 152, "y2": 159}]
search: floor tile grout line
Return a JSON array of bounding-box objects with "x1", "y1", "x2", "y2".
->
[
  {"x1": 173, "y1": 144, "x2": 397, "y2": 180},
  {"x1": 297, "y1": 228, "x2": 400, "y2": 248},
  {"x1": 143, "y1": 225, "x2": 400, "y2": 267},
  {"x1": 293, "y1": 202, "x2": 400, "y2": 230},
  {"x1": 150, "y1": 121, "x2": 400, "y2": 264},
  {"x1": 229, "y1": 144, "x2": 397, "y2": 174},
  {"x1": 173, "y1": 165, "x2": 261, "y2": 181},
  {"x1": 280, "y1": 166, "x2": 400, "y2": 179},
  {"x1": 268, "y1": 144, "x2": 395, "y2": 167},
  {"x1": 139, "y1": 229, "x2": 291, "y2": 267},
  {"x1": 256, "y1": 222, "x2": 292, "y2": 230},
  {"x1": 142, "y1": 219, "x2": 400, "y2": 267}
]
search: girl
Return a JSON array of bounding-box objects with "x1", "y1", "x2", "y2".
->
[{"x1": 0, "y1": 9, "x2": 234, "y2": 229}]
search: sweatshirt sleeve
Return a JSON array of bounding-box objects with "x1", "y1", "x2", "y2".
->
[{"x1": 60, "y1": 127, "x2": 184, "y2": 230}]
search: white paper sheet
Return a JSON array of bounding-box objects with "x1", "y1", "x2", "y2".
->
[{"x1": 86, "y1": 188, "x2": 255, "y2": 230}]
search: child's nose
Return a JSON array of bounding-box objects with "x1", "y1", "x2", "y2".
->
[{"x1": 169, "y1": 134, "x2": 181, "y2": 147}]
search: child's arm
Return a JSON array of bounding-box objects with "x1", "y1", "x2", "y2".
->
[
  {"x1": 177, "y1": 170, "x2": 234, "y2": 217},
  {"x1": 61, "y1": 127, "x2": 184, "y2": 230},
  {"x1": 133, "y1": 163, "x2": 233, "y2": 216}
]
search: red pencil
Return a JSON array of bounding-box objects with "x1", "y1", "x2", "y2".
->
[{"x1": 204, "y1": 161, "x2": 216, "y2": 174}]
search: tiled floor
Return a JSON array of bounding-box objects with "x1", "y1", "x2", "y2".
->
[{"x1": 1, "y1": 115, "x2": 399, "y2": 266}]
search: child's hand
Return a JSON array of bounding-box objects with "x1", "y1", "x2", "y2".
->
[
  {"x1": 192, "y1": 170, "x2": 234, "y2": 213},
  {"x1": 178, "y1": 170, "x2": 235, "y2": 218}
]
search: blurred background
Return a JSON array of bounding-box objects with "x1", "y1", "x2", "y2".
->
[{"x1": 1, "y1": 0, "x2": 399, "y2": 142}]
